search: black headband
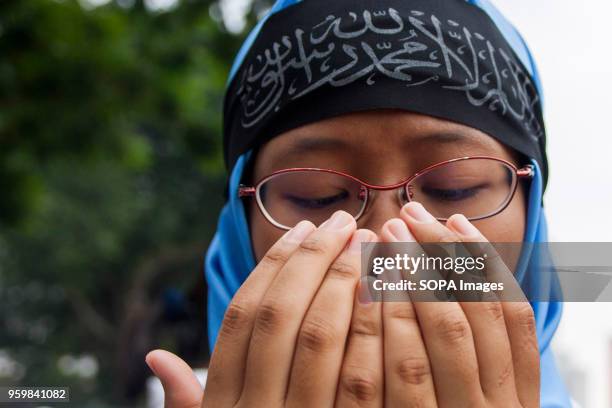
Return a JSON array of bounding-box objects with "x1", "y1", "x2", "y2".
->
[{"x1": 223, "y1": 0, "x2": 548, "y2": 186}]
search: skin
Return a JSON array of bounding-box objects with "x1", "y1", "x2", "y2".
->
[
  {"x1": 146, "y1": 109, "x2": 540, "y2": 407},
  {"x1": 248, "y1": 109, "x2": 526, "y2": 260}
]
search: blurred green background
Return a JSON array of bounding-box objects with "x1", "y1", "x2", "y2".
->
[{"x1": 0, "y1": 0, "x2": 268, "y2": 405}]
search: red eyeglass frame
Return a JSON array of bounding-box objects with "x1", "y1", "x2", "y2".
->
[{"x1": 238, "y1": 156, "x2": 535, "y2": 230}]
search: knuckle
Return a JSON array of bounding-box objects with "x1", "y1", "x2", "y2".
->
[
  {"x1": 386, "y1": 303, "x2": 417, "y2": 321},
  {"x1": 480, "y1": 290, "x2": 500, "y2": 303},
  {"x1": 483, "y1": 301, "x2": 505, "y2": 322},
  {"x1": 340, "y1": 369, "x2": 379, "y2": 402},
  {"x1": 254, "y1": 300, "x2": 287, "y2": 336},
  {"x1": 514, "y1": 304, "x2": 536, "y2": 336},
  {"x1": 396, "y1": 356, "x2": 431, "y2": 385},
  {"x1": 220, "y1": 301, "x2": 253, "y2": 336},
  {"x1": 298, "y1": 318, "x2": 339, "y2": 353},
  {"x1": 434, "y1": 310, "x2": 471, "y2": 344},
  {"x1": 350, "y1": 317, "x2": 380, "y2": 337},
  {"x1": 260, "y1": 248, "x2": 291, "y2": 268},
  {"x1": 235, "y1": 395, "x2": 284, "y2": 408},
  {"x1": 407, "y1": 399, "x2": 427, "y2": 408},
  {"x1": 496, "y1": 359, "x2": 514, "y2": 389},
  {"x1": 511, "y1": 304, "x2": 539, "y2": 355},
  {"x1": 328, "y1": 259, "x2": 358, "y2": 281},
  {"x1": 297, "y1": 236, "x2": 327, "y2": 257}
]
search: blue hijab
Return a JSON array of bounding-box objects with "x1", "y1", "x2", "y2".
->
[{"x1": 205, "y1": 1, "x2": 571, "y2": 406}]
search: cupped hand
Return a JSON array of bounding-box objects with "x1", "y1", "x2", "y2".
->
[
  {"x1": 147, "y1": 204, "x2": 539, "y2": 408},
  {"x1": 149, "y1": 210, "x2": 390, "y2": 408},
  {"x1": 376, "y1": 202, "x2": 539, "y2": 408}
]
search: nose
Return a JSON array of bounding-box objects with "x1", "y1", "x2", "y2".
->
[{"x1": 355, "y1": 188, "x2": 405, "y2": 234}]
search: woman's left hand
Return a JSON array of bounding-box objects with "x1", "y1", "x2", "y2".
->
[{"x1": 377, "y1": 202, "x2": 540, "y2": 408}]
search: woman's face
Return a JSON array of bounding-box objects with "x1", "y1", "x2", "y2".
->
[{"x1": 248, "y1": 109, "x2": 526, "y2": 263}]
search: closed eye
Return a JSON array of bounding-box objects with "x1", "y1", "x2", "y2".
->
[
  {"x1": 284, "y1": 190, "x2": 350, "y2": 209},
  {"x1": 421, "y1": 184, "x2": 486, "y2": 202}
]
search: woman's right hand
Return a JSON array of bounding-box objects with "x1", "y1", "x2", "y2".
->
[
  {"x1": 150, "y1": 210, "x2": 385, "y2": 408},
  {"x1": 204, "y1": 210, "x2": 383, "y2": 407}
]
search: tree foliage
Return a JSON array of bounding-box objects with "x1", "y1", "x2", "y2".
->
[{"x1": 0, "y1": 0, "x2": 266, "y2": 405}]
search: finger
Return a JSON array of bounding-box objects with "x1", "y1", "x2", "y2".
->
[
  {"x1": 444, "y1": 215, "x2": 519, "y2": 403},
  {"x1": 446, "y1": 214, "x2": 526, "y2": 303},
  {"x1": 241, "y1": 210, "x2": 357, "y2": 405},
  {"x1": 145, "y1": 350, "x2": 203, "y2": 408},
  {"x1": 453, "y1": 298, "x2": 520, "y2": 405},
  {"x1": 399, "y1": 203, "x2": 472, "y2": 300},
  {"x1": 204, "y1": 220, "x2": 316, "y2": 406},
  {"x1": 286, "y1": 229, "x2": 377, "y2": 407},
  {"x1": 334, "y1": 276, "x2": 384, "y2": 408},
  {"x1": 379, "y1": 219, "x2": 437, "y2": 408},
  {"x1": 500, "y1": 301, "x2": 540, "y2": 408},
  {"x1": 409, "y1": 302, "x2": 484, "y2": 407},
  {"x1": 400, "y1": 202, "x2": 464, "y2": 245},
  {"x1": 399, "y1": 203, "x2": 484, "y2": 407},
  {"x1": 447, "y1": 215, "x2": 539, "y2": 407},
  {"x1": 449, "y1": 297, "x2": 519, "y2": 405}
]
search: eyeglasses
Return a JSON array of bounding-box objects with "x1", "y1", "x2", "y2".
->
[{"x1": 239, "y1": 156, "x2": 534, "y2": 231}]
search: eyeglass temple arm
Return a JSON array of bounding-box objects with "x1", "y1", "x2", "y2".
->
[
  {"x1": 517, "y1": 164, "x2": 535, "y2": 178},
  {"x1": 238, "y1": 184, "x2": 256, "y2": 197}
]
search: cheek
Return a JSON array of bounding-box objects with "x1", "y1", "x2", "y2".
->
[
  {"x1": 249, "y1": 201, "x2": 286, "y2": 262},
  {"x1": 473, "y1": 179, "x2": 527, "y2": 242},
  {"x1": 472, "y1": 186, "x2": 527, "y2": 273},
  {"x1": 473, "y1": 200, "x2": 525, "y2": 242}
]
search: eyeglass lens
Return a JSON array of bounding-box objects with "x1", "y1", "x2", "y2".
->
[{"x1": 256, "y1": 159, "x2": 516, "y2": 229}]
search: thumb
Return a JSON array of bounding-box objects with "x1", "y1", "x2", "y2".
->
[{"x1": 145, "y1": 349, "x2": 204, "y2": 408}]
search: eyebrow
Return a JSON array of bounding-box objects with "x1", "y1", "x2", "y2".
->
[
  {"x1": 404, "y1": 130, "x2": 485, "y2": 147},
  {"x1": 281, "y1": 136, "x2": 352, "y2": 157},
  {"x1": 277, "y1": 129, "x2": 489, "y2": 162}
]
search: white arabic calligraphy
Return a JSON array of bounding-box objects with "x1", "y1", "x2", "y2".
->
[{"x1": 235, "y1": 7, "x2": 543, "y2": 140}]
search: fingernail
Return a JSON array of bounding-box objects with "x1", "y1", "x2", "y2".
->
[
  {"x1": 349, "y1": 229, "x2": 376, "y2": 254},
  {"x1": 358, "y1": 277, "x2": 373, "y2": 306},
  {"x1": 403, "y1": 202, "x2": 436, "y2": 223},
  {"x1": 284, "y1": 220, "x2": 315, "y2": 243},
  {"x1": 386, "y1": 218, "x2": 415, "y2": 242},
  {"x1": 450, "y1": 214, "x2": 479, "y2": 236},
  {"x1": 320, "y1": 210, "x2": 354, "y2": 231}
]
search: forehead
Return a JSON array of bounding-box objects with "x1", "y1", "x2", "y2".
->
[{"x1": 254, "y1": 109, "x2": 516, "y2": 179}]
